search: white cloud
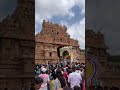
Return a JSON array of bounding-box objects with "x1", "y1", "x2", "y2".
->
[
  {"x1": 35, "y1": 0, "x2": 85, "y2": 24},
  {"x1": 60, "y1": 20, "x2": 69, "y2": 27},
  {"x1": 35, "y1": 0, "x2": 85, "y2": 49},
  {"x1": 74, "y1": 0, "x2": 85, "y2": 15},
  {"x1": 60, "y1": 18, "x2": 85, "y2": 49},
  {"x1": 68, "y1": 11, "x2": 75, "y2": 19},
  {"x1": 36, "y1": 0, "x2": 74, "y2": 20},
  {"x1": 68, "y1": 18, "x2": 85, "y2": 49}
]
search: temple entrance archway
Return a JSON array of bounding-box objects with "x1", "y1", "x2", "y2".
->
[{"x1": 57, "y1": 46, "x2": 77, "y2": 63}]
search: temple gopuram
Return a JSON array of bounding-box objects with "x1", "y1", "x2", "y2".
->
[
  {"x1": 86, "y1": 29, "x2": 120, "y2": 89},
  {"x1": 0, "y1": 0, "x2": 35, "y2": 89},
  {"x1": 35, "y1": 20, "x2": 85, "y2": 64}
]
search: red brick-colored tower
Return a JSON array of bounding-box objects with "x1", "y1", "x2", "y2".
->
[{"x1": 35, "y1": 20, "x2": 84, "y2": 64}]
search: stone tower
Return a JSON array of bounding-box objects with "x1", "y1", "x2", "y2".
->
[
  {"x1": 86, "y1": 29, "x2": 120, "y2": 88},
  {"x1": 0, "y1": 0, "x2": 35, "y2": 89},
  {"x1": 35, "y1": 20, "x2": 83, "y2": 64}
]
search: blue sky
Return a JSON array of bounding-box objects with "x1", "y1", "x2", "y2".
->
[
  {"x1": 0, "y1": 0, "x2": 16, "y2": 21},
  {"x1": 35, "y1": 0, "x2": 85, "y2": 49}
]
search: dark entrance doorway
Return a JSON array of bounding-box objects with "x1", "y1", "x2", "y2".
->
[
  {"x1": 62, "y1": 51, "x2": 69, "y2": 58},
  {"x1": 57, "y1": 46, "x2": 64, "y2": 58}
]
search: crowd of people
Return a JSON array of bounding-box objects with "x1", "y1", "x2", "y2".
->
[
  {"x1": 31, "y1": 61, "x2": 120, "y2": 90},
  {"x1": 32, "y1": 62, "x2": 85, "y2": 90}
]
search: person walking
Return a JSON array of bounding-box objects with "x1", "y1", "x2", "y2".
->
[
  {"x1": 39, "y1": 68, "x2": 50, "y2": 90},
  {"x1": 68, "y1": 65, "x2": 82, "y2": 89}
]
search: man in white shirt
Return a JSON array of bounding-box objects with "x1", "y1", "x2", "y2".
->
[
  {"x1": 68, "y1": 65, "x2": 82, "y2": 89},
  {"x1": 75, "y1": 66, "x2": 83, "y2": 77}
]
